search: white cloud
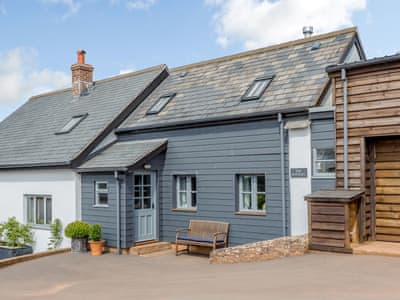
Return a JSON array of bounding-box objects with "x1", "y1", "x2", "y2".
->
[
  {"x1": 126, "y1": 0, "x2": 155, "y2": 10},
  {"x1": 119, "y1": 68, "x2": 135, "y2": 75},
  {"x1": 41, "y1": 0, "x2": 81, "y2": 19},
  {"x1": 207, "y1": 0, "x2": 367, "y2": 49},
  {"x1": 0, "y1": 48, "x2": 70, "y2": 103}
]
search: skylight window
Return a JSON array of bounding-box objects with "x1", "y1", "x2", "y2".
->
[
  {"x1": 56, "y1": 114, "x2": 87, "y2": 134},
  {"x1": 147, "y1": 93, "x2": 176, "y2": 115},
  {"x1": 242, "y1": 76, "x2": 274, "y2": 101}
]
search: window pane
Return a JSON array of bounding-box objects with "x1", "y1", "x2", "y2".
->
[
  {"x1": 257, "y1": 194, "x2": 266, "y2": 211},
  {"x1": 242, "y1": 176, "x2": 252, "y2": 192},
  {"x1": 97, "y1": 182, "x2": 107, "y2": 190},
  {"x1": 179, "y1": 192, "x2": 187, "y2": 207},
  {"x1": 143, "y1": 186, "x2": 151, "y2": 198},
  {"x1": 36, "y1": 197, "x2": 44, "y2": 224},
  {"x1": 191, "y1": 192, "x2": 197, "y2": 208},
  {"x1": 143, "y1": 197, "x2": 151, "y2": 209},
  {"x1": 253, "y1": 80, "x2": 269, "y2": 97},
  {"x1": 317, "y1": 149, "x2": 335, "y2": 160},
  {"x1": 316, "y1": 161, "x2": 336, "y2": 173},
  {"x1": 134, "y1": 175, "x2": 142, "y2": 186},
  {"x1": 58, "y1": 116, "x2": 84, "y2": 133},
  {"x1": 134, "y1": 186, "x2": 142, "y2": 198},
  {"x1": 46, "y1": 198, "x2": 52, "y2": 224},
  {"x1": 149, "y1": 96, "x2": 170, "y2": 113},
  {"x1": 179, "y1": 176, "x2": 187, "y2": 192},
  {"x1": 191, "y1": 176, "x2": 196, "y2": 192},
  {"x1": 247, "y1": 81, "x2": 261, "y2": 97},
  {"x1": 257, "y1": 175, "x2": 265, "y2": 193},
  {"x1": 242, "y1": 193, "x2": 252, "y2": 210},
  {"x1": 143, "y1": 175, "x2": 151, "y2": 186},
  {"x1": 27, "y1": 197, "x2": 34, "y2": 223},
  {"x1": 135, "y1": 197, "x2": 142, "y2": 209},
  {"x1": 98, "y1": 193, "x2": 108, "y2": 205}
]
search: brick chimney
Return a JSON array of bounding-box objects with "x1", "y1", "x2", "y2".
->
[{"x1": 71, "y1": 50, "x2": 94, "y2": 97}]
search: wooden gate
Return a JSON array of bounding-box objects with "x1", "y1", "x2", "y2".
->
[{"x1": 374, "y1": 139, "x2": 400, "y2": 242}]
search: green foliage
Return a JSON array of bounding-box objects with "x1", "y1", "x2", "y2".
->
[
  {"x1": 0, "y1": 217, "x2": 33, "y2": 248},
  {"x1": 48, "y1": 218, "x2": 63, "y2": 250},
  {"x1": 89, "y1": 224, "x2": 102, "y2": 242},
  {"x1": 64, "y1": 221, "x2": 90, "y2": 239}
]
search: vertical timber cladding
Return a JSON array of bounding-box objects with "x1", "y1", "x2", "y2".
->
[
  {"x1": 374, "y1": 138, "x2": 400, "y2": 242},
  {"x1": 332, "y1": 60, "x2": 400, "y2": 241}
]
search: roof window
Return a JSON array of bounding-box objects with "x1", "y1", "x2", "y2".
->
[
  {"x1": 147, "y1": 93, "x2": 176, "y2": 115},
  {"x1": 56, "y1": 114, "x2": 87, "y2": 134},
  {"x1": 241, "y1": 76, "x2": 274, "y2": 101}
]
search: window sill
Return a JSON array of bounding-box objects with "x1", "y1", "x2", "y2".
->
[
  {"x1": 312, "y1": 175, "x2": 335, "y2": 179},
  {"x1": 171, "y1": 208, "x2": 197, "y2": 213},
  {"x1": 93, "y1": 204, "x2": 109, "y2": 208},
  {"x1": 29, "y1": 224, "x2": 51, "y2": 230},
  {"x1": 235, "y1": 211, "x2": 266, "y2": 216}
]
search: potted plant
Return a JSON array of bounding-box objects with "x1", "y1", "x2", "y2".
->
[
  {"x1": 0, "y1": 217, "x2": 33, "y2": 259},
  {"x1": 88, "y1": 224, "x2": 104, "y2": 256},
  {"x1": 64, "y1": 221, "x2": 90, "y2": 253}
]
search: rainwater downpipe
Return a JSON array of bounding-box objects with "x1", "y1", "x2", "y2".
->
[
  {"x1": 341, "y1": 68, "x2": 349, "y2": 189},
  {"x1": 278, "y1": 113, "x2": 287, "y2": 236},
  {"x1": 114, "y1": 171, "x2": 121, "y2": 255}
]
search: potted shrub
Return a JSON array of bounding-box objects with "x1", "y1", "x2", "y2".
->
[
  {"x1": 88, "y1": 224, "x2": 104, "y2": 256},
  {"x1": 64, "y1": 221, "x2": 90, "y2": 253},
  {"x1": 0, "y1": 217, "x2": 33, "y2": 259}
]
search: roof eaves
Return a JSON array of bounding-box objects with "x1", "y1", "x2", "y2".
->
[
  {"x1": 0, "y1": 161, "x2": 71, "y2": 170},
  {"x1": 117, "y1": 106, "x2": 309, "y2": 134},
  {"x1": 326, "y1": 54, "x2": 400, "y2": 74}
]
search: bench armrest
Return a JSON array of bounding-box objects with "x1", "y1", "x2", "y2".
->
[
  {"x1": 176, "y1": 228, "x2": 190, "y2": 239},
  {"x1": 213, "y1": 232, "x2": 227, "y2": 241}
]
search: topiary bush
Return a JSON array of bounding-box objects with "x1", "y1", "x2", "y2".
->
[
  {"x1": 0, "y1": 217, "x2": 33, "y2": 247},
  {"x1": 89, "y1": 224, "x2": 102, "y2": 242},
  {"x1": 64, "y1": 221, "x2": 90, "y2": 239}
]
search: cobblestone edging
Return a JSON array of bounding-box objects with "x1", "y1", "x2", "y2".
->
[
  {"x1": 209, "y1": 235, "x2": 308, "y2": 264},
  {"x1": 0, "y1": 248, "x2": 70, "y2": 269}
]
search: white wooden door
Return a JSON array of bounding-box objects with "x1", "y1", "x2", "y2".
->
[{"x1": 134, "y1": 173, "x2": 157, "y2": 242}]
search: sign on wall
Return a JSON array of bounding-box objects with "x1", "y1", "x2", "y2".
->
[{"x1": 290, "y1": 168, "x2": 308, "y2": 178}]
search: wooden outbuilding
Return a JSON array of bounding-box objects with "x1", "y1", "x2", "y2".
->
[{"x1": 308, "y1": 55, "x2": 400, "y2": 253}]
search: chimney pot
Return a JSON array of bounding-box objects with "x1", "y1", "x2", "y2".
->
[
  {"x1": 77, "y1": 50, "x2": 86, "y2": 64},
  {"x1": 302, "y1": 26, "x2": 314, "y2": 38}
]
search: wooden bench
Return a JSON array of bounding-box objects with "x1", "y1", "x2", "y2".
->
[{"x1": 175, "y1": 220, "x2": 229, "y2": 256}]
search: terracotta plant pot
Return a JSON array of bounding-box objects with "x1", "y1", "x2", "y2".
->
[{"x1": 88, "y1": 240, "x2": 105, "y2": 256}]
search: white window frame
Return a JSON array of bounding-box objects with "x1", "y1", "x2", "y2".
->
[
  {"x1": 25, "y1": 194, "x2": 53, "y2": 227},
  {"x1": 95, "y1": 181, "x2": 109, "y2": 207},
  {"x1": 176, "y1": 175, "x2": 197, "y2": 209},
  {"x1": 238, "y1": 174, "x2": 266, "y2": 212},
  {"x1": 313, "y1": 148, "x2": 336, "y2": 178}
]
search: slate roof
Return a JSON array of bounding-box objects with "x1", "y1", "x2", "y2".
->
[
  {"x1": 0, "y1": 64, "x2": 166, "y2": 168},
  {"x1": 78, "y1": 139, "x2": 168, "y2": 171},
  {"x1": 119, "y1": 28, "x2": 359, "y2": 131}
]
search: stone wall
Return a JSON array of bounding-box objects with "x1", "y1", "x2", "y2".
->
[{"x1": 209, "y1": 235, "x2": 308, "y2": 264}]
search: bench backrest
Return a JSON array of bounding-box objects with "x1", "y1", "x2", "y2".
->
[{"x1": 188, "y1": 220, "x2": 229, "y2": 238}]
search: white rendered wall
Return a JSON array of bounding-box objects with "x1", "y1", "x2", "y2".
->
[
  {"x1": 288, "y1": 126, "x2": 312, "y2": 236},
  {"x1": 0, "y1": 169, "x2": 81, "y2": 252}
]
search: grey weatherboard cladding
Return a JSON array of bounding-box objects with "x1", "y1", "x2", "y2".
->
[
  {"x1": 310, "y1": 110, "x2": 336, "y2": 192},
  {"x1": 81, "y1": 119, "x2": 291, "y2": 247}
]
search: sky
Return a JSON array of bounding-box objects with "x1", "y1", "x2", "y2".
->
[{"x1": 0, "y1": 0, "x2": 398, "y2": 121}]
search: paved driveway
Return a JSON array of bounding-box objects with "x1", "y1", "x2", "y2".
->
[{"x1": 1, "y1": 251, "x2": 400, "y2": 300}]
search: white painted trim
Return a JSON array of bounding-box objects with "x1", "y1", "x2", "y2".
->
[{"x1": 288, "y1": 126, "x2": 312, "y2": 236}]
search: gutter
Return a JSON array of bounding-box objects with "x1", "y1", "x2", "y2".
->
[
  {"x1": 116, "y1": 106, "x2": 309, "y2": 135},
  {"x1": 341, "y1": 68, "x2": 349, "y2": 189},
  {"x1": 114, "y1": 171, "x2": 121, "y2": 255},
  {"x1": 278, "y1": 113, "x2": 287, "y2": 236}
]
